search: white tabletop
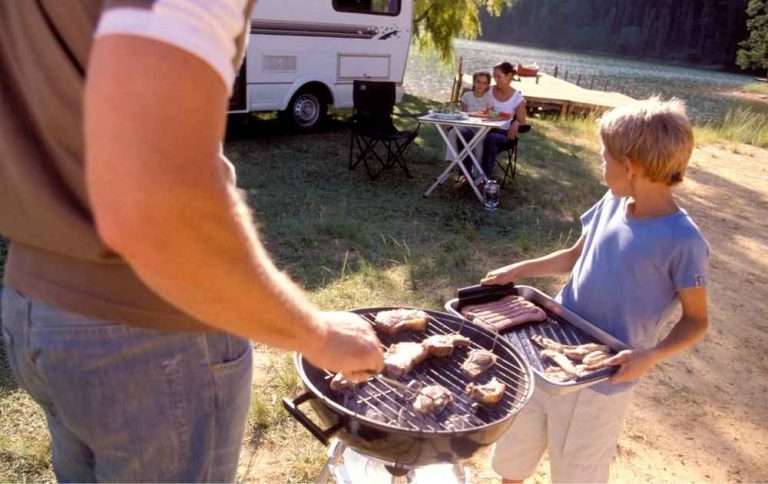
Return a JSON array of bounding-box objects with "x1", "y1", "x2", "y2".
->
[{"x1": 418, "y1": 113, "x2": 508, "y2": 129}]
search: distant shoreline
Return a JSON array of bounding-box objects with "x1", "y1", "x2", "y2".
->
[{"x1": 473, "y1": 38, "x2": 756, "y2": 78}]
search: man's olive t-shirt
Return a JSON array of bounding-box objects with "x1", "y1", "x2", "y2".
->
[{"x1": 0, "y1": 1, "x2": 254, "y2": 330}]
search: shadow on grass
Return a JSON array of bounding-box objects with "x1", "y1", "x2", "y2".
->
[
  {"x1": 0, "y1": 338, "x2": 18, "y2": 395},
  {"x1": 223, "y1": 95, "x2": 605, "y2": 307}
]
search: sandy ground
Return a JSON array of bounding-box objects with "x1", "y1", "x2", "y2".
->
[
  {"x1": 728, "y1": 90, "x2": 768, "y2": 105},
  {"x1": 241, "y1": 143, "x2": 768, "y2": 483}
]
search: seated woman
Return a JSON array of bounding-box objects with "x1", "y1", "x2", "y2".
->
[{"x1": 479, "y1": 61, "x2": 526, "y2": 179}]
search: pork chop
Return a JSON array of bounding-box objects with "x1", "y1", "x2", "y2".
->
[
  {"x1": 383, "y1": 342, "x2": 429, "y2": 378},
  {"x1": 374, "y1": 309, "x2": 429, "y2": 335},
  {"x1": 422, "y1": 333, "x2": 472, "y2": 357},
  {"x1": 461, "y1": 349, "x2": 497, "y2": 378},
  {"x1": 465, "y1": 377, "x2": 506, "y2": 405},
  {"x1": 412, "y1": 385, "x2": 453, "y2": 415}
]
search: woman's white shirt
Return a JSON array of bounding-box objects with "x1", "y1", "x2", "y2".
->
[{"x1": 492, "y1": 90, "x2": 524, "y2": 129}]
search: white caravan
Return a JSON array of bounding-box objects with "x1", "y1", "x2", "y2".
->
[{"x1": 229, "y1": 0, "x2": 414, "y2": 130}]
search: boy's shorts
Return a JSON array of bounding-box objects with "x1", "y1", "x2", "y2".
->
[{"x1": 491, "y1": 385, "x2": 634, "y2": 483}]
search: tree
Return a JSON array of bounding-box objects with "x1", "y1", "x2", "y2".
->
[
  {"x1": 413, "y1": 0, "x2": 512, "y2": 60},
  {"x1": 737, "y1": 0, "x2": 768, "y2": 77}
]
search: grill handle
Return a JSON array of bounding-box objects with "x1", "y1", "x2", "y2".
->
[
  {"x1": 457, "y1": 283, "x2": 516, "y2": 303},
  {"x1": 282, "y1": 391, "x2": 344, "y2": 446}
]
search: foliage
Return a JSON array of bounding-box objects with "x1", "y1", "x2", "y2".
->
[
  {"x1": 480, "y1": 0, "x2": 749, "y2": 67},
  {"x1": 413, "y1": 0, "x2": 512, "y2": 61},
  {"x1": 737, "y1": 0, "x2": 768, "y2": 75}
]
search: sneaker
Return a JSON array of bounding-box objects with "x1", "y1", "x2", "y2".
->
[{"x1": 453, "y1": 177, "x2": 470, "y2": 190}]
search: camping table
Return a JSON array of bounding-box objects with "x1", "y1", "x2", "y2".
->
[{"x1": 419, "y1": 114, "x2": 508, "y2": 203}]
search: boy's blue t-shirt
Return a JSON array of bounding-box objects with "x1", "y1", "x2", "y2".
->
[{"x1": 557, "y1": 191, "x2": 709, "y2": 394}]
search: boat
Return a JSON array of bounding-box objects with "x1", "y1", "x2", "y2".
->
[{"x1": 516, "y1": 62, "x2": 539, "y2": 77}]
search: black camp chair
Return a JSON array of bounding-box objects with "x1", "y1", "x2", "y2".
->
[
  {"x1": 348, "y1": 80, "x2": 420, "y2": 180},
  {"x1": 495, "y1": 123, "x2": 531, "y2": 188}
]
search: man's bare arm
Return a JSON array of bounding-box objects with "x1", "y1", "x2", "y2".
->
[{"x1": 85, "y1": 36, "x2": 382, "y2": 374}]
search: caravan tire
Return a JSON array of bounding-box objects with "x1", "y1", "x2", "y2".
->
[{"x1": 282, "y1": 88, "x2": 327, "y2": 132}]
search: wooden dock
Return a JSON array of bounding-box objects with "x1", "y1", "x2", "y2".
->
[{"x1": 460, "y1": 72, "x2": 636, "y2": 116}]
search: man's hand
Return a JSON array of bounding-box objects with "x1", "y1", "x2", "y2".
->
[
  {"x1": 604, "y1": 349, "x2": 661, "y2": 384},
  {"x1": 303, "y1": 311, "x2": 384, "y2": 381},
  {"x1": 482, "y1": 264, "x2": 519, "y2": 286}
]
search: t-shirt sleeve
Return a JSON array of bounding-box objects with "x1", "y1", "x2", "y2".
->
[
  {"x1": 579, "y1": 191, "x2": 610, "y2": 233},
  {"x1": 670, "y1": 235, "x2": 710, "y2": 290},
  {"x1": 95, "y1": 0, "x2": 254, "y2": 92},
  {"x1": 460, "y1": 91, "x2": 471, "y2": 106}
]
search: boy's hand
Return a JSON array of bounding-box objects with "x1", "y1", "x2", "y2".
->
[
  {"x1": 603, "y1": 349, "x2": 661, "y2": 383},
  {"x1": 482, "y1": 264, "x2": 518, "y2": 285}
]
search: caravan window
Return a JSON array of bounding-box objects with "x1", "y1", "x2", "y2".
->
[{"x1": 333, "y1": 0, "x2": 401, "y2": 16}]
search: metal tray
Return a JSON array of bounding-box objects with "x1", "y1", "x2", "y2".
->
[{"x1": 445, "y1": 285, "x2": 631, "y2": 396}]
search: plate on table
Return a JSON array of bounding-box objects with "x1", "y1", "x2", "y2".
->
[{"x1": 428, "y1": 111, "x2": 469, "y2": 121}]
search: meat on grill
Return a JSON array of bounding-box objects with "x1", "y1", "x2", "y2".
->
[
  {"x1": 531, "y1": 335, "x2": 610, "y2": 361},
  {"x1": 422, "y1": 333, "x2": 472, "y2": 357},
  {"x1": 460, "y1": 295, "x2": 547, "y2": 330},
  {"x1": 329, "y1": 373, "x2": 360, "y2": 392},
  {"x1": 541, "y1": 348, "x2": 613, "y2": 382},
  {"x1": 461, "y1": 349, "x2": 497, "y2": 378},
  {"x1": 383, "y1": 342, "x2": 429, "y2": 378},
  {"x1": 374, "y1": 309, "x2": 429, "y2": 335},
  {"x1": 443, "y1": 414, "x2": 471, "y2": 431},
  {"x1": 465, "y1": 377, "x2": 506, "y2": 405},
  {"x1": 541, "y1": 349, "x2": 582, "y2": 377},
  {"x1": 583, "y1": 350, "x2": 611, "y2": 367},
  {"x1": 413, "y1": 384, "x2": 453, "y2": 415},
  {"x1": 544, "y1": 366, "x2": 579, "y2": 382}
]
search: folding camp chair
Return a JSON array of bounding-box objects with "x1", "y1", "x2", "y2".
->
[
  {"x1": 495, "y1": 124, "x2": 531, "y2": 188},
  {"x1": 348, "y1": 80, "x2": 420, "y2": 180}
]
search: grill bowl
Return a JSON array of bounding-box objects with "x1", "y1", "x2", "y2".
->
[{"x1": 284, "y1": 307, "x2": 535, "y2": 466}]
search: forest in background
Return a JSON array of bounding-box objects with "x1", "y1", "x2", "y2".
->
[{"x1": 480, "y1": 0, "x2": 749, "y2": 69}]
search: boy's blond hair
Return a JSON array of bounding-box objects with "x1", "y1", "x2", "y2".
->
[{"x1": 599, "y1": 97, "x2": 694, "y2": 186}]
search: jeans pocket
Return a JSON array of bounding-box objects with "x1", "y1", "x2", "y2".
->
[{"x1": 210, "y1": 337, "x2": 252, "y2": 374}]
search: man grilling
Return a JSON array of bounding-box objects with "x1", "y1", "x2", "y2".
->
[{"x1": 0, "y1": 1, "x2": 382, "y2": 481}]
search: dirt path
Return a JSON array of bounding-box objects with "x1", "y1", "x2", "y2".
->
[{"x1": 240, "y1": 143, "x2": 768, "y2": 483}]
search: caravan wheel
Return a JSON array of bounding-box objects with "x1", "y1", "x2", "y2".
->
[{"x1": 284, "y1": 89, "x2": 327, "y2": 131}]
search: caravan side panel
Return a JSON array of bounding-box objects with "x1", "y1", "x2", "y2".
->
[{"x1": 244, "y1": 0, "x2": 412, "y2": 112}]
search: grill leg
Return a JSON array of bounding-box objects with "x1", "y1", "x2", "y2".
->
[{"x1": 316, "y1": 439, "x2": 347, "y2": 483}]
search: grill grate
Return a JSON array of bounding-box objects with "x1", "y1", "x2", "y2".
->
[{"x1": 321, "y1": 309, "x2": 532, "y2": 433}]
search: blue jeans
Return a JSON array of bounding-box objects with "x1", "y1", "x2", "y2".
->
[
  {"x1": 481, "y1": 128, "x2": 511, "y2": 178},
  {"x1": 1, "y1": 288, "x2": 252, "y2": 482}
]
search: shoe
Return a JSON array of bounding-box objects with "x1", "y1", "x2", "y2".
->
[{"x1": 453, "y1": 177, "x2": 470, "y2": 190}]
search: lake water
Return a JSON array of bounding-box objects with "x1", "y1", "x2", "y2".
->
[{"x1": 405, "y1": 39, "x2": 763, "y2": 123}]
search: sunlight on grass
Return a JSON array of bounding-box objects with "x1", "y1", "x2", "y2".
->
[
  {"x1": 0, "y1": 390, "x2": 53, "y2": 482},
  {"x1": 741, "y1": 82, "x2": 768, "y2": 95},
  {"x1": 695, "y1": 107, "x2": 768, "y2": 148}
]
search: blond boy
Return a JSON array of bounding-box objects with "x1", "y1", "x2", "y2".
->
[{"x1": 483, "y1": 98, "x2": 709, "y2": 483}]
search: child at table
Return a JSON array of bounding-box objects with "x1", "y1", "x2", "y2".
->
[
  {"x1": 447, "y1": 71, "x2": 493, "y2": 183},
  {"x1": 482, "y1": 98, "x2": 709, "y2": 483},
  {"x1": 460, "y1": 71, "x2": 493, "y2": 113}
]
